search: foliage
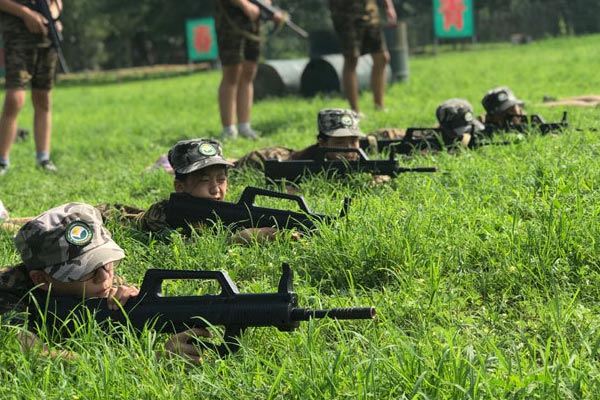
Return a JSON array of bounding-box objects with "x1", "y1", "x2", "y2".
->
[
  {"x1": 2, "y1": 34, "x2": 600, "y2": 398},
  {"x1": 40, "y1": 0, "x2": 600, "y2": 70}
]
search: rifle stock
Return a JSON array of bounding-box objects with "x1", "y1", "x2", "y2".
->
[
  {"x1": 166, "y1": 186, "x2": 349, "y2": 232},
  {"x1": 264, "y1": 147, "x2": 436, "y2": 182},
  {"x1": 33, "y1": 0, "x2": 69, "y2": 73},
  {"x1": 43, "y1": 263, "x2": 375, "y2": 355}
]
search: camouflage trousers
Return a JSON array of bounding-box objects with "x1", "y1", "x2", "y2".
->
[
  {"x1": 3, "y1": 35, "x2": 57, "y2": 90},
  {"x1": 329, "y1": 0, "x2": 385, "y2": 57},
  {"x1": 215, "y1": 3, "x2": 261, "y2": 65}
]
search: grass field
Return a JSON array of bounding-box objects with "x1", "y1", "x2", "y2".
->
[{"x1": 1, "y1": 34, "x2": 600, "y2": 399}]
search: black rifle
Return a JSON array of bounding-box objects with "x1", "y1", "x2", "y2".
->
[
  {"x1": 166, "y1": 186, "x2": 349, "y2": 233},
  {"x1": 360, "y1": 127, "x2": 516, "y2": 154},
  {"x1": 249, "y1": 0, "x2": 308, "y2": 38},
  {"x1": 42, "y1": 263, "x2": 375, "y2": 355},
  {"x1": 505, "y1": 111, "x2": 570, "y2": 135},
  {"x1": 33, "y1": 0, "x2": 69, "y2": 73},
  {"x1": 264, "y1": 147, "x2": 436, "y2": 183},
  {"x1": 500, "y1": 111, "x2": 596, "y2": 135}
]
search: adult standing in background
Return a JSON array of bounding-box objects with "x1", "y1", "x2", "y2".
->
[
  {"x1": 329, "y1": 0, "x2": 397, "y2": 117},
  {"x1": 0, "y1": 0, "x2": 61, "y2": 175},
  {"x1": 216, "y1": 0, "x2": 282, "y2": 141}
]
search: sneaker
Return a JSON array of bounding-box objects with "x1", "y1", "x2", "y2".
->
[
  {"x1": 220, "y1": 127, "x2": 238, "y2": 140},
  {"x1": 0, "y1": 163, "x2": 7, "y2": 176},
  {"x1": 15, "y1": 128, "x2": 29, "y2": 143},
  {"x1": 238, "y1": 128, "x2": 259, "y2": 140},
  {"x1": 0, "y1": 200, "x2": 9, "y2": 221},
  {"x1": 38, "y1": 159, "x2": 58, "y2": 172}
]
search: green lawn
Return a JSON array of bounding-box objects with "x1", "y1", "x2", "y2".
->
[{"x1": 1, "y1": 34, "x2": 600, "y2": 399}]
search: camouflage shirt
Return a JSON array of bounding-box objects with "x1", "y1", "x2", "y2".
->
[
  {"x1": 0, "y1": 264, "x2": 34, "y2": 327},
  {"x1": 135, "y1": 200, "x2": 170, "y2": 233},
  {"x1": 96, "y1": 201, "x2": 170, "y2": 233},
  {"x1": 235, "y1": 144, "x2": 327, "y2": 170},
  {"x1": 0, "y1": 0, "x2": 52, "y2": 46}
]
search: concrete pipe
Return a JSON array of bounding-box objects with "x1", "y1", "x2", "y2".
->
[
  {"x1": 300, "y1": 54, "x2": 391, "y2": 98},
  {"x1": 253, "y1": 58, "x2": 309, "y2": 100}
]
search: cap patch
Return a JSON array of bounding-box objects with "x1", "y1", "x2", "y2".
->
[
  {"x1": 198, "y1": 143, "x2": 218, "y2": 156},
  {"x1": 497, "y1": 92, "x2": 508, "y2": 102},
  {"x1": 340, "y1": 114, "x2": 353, "y2": 127},
  {"x1": 464, "y1": 112, "x2": 474, "y2": 122},
  {"x1": 65, "y1": 221, "x2": 93, "y2": 246}
]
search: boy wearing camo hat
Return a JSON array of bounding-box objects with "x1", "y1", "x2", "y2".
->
[
  {"x1": 0, "y1": 203, "x2": 139, "y2": 356},
  {"x1": 480, "y1": 86, "x2": 525, "y2": 129},
  {"x1": 234, "y1": 108, "x2": 366, "y2": 170},
  {"x1": 98, "y1": 138, "x2": 285, "y2": 243},
  {"x1": 435, "y1": 98, "x2": 486, "y2": 149},
  {"x1": 130, "y1": 138, "x2": 235, "y2": 232},
  {"x1": 0, "y1": 202, "x2": 210, "y2": 362}
]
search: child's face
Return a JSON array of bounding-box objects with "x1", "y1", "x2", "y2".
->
[
  {"x1": 319, "y1": 136, "x2": 360, "y2": 160},
  {"x1": 176, "y1": 165, "x2": 228, "y2": 201},
  {"x1": 44, "y1": 262, "x2": 116, "y2": 298}
]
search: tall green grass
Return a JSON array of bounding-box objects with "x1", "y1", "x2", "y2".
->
[{"x1": 2, "y1": 34, "x2": 600, "y2": 398}]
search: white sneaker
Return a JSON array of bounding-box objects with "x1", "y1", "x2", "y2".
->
[
  {"x1": 0, "y1": 200, "x2": 9, "y2": 221},
  {"x1": 220, "y1": 127, "x2": 238, "y2": 140},
  {"x1": 238, "y1": 128, "x2": 259, "y2": 140}
]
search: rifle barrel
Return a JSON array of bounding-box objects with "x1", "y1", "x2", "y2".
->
[
  {"x1": 400, "y1": 167, "x2": 437, "y2": 173},
  {"x1": 291, "y1": 307, "x2": 376, "y2": 321},
  {"x1": 284, "y1": 18, "x2": 309, "y2": 38}
]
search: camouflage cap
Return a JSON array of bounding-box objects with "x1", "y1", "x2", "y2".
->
[
  {"x1": 317, "y1": 109, "x2": 366, "y2": 138},
  {"x1": 482, "y1": 86, "x2": 524, "y2": 115},
  {"x1": 168, "y1": 138, "x2": 233, "y2": 175},
  {"x1": 14, "y1": 203, "x2": 125, "y2": 282},
  {"x1": 436, "y1": 98, "x2": 485, "y2": 136}
]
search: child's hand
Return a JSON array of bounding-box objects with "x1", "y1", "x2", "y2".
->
[
  {"x1": 22, "y1": 10, "x2": 48, "y2": 36},
  {"x1": 107, "y1": 284, "x2": 140, "y2": 310},
  {"x1": 163, "y1": 328, "x2": 212, "y2": 364}
]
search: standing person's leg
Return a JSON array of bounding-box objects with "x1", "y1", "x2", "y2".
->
[
  {"x1": 218, "y1": 64, "x2": 243, "y2": 140},
  {"x1": 31, "y1": 89, "x2": 56, "y2": 170},
  {"x1": 0, "y1": 89, "x2": 26, "y2": 173},
  {"x1": 342, "y1": 55, "x2": 360, "y2": 113},
  {"x1": 370, "y1": 50, "x2": 389, "y2": 110},
  {"x1": 29, "y1": 45, "x2": 58, "y2": 171},
  {"x1": 330, "y1": 1, "x2": 362, "y2": 114},
  {"x1": 237, "y1": 61, "x2": 259, "y2": 139}
]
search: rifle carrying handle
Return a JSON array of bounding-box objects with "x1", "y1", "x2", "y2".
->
[
  {"x1": 238, "y1": 186, "x2": 313, "y2": 214},
  {"x1": 138, "y1": 269, "x2": 240, "y2": 298},
  {"x1": 315, "y1": 147, "x2": 370, "y2": 162}
]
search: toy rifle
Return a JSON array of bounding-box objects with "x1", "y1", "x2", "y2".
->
[
  {"x1": 249, "y1": 0, "x2": 308, "y2": 38},
  {"x1": 42, "y1": 263, "x2": 376, "y2": 355},
  {"x1": 504, "y1": 111, "x2": 570, "y2": 135},
  {"x1": 360, "y1": 127, "x2": 516, "y2": 154},
  {"x1": 499, "y1": 111, "x2": 596, "y2": 135},
  {"x1": 166, "y1": 186, "x2": 349, "y2": 233},
  {"x1": 359, "y1": 128, "x2": 447, "y2": 154},
  {"x1": 264, "y1": 147, "x2": 436, "y2": 182},
  {"x1": 33, "y1": 0, "x2": 69, "y2": 73}
]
